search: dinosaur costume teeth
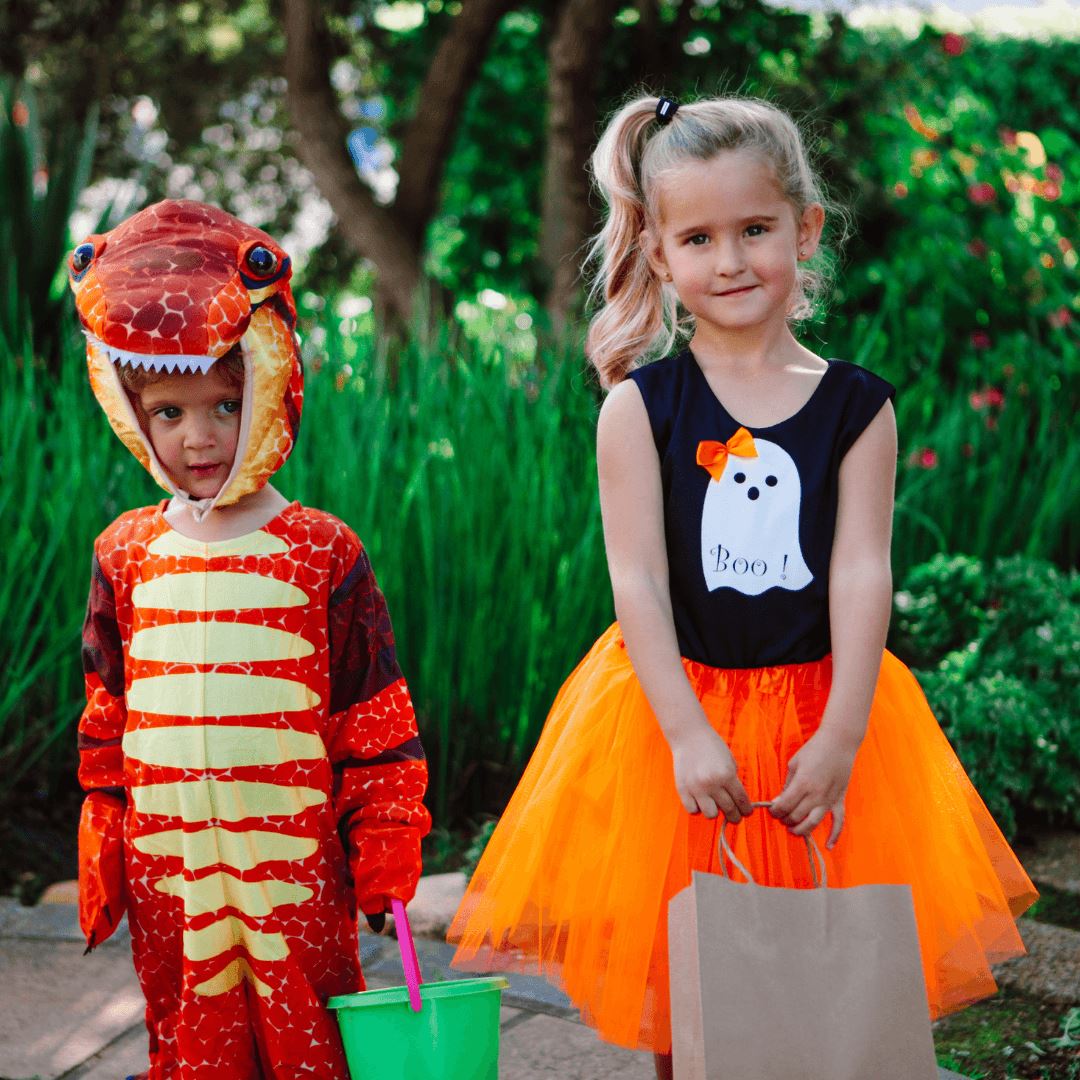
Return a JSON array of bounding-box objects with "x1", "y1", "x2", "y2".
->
[
  {"x1": 85, "y1": 333, "x2": 220, "y2": 375},
  {"x1": 72, "y1": 201, "x2": 430, "y2": 1078}
]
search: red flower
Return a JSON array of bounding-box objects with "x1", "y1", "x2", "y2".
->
[
  {"x1": 967, "y1": 239, "x2": 989, "y2": 259},
  {"x1": 970, "y1": 331, "x2": 992, "y2": 350},
  {"x1": 985, "y1": 387, "x2": 1004, "y2": 408},
  {"x1": 1048, "y1": 307, "x2": 1073, "y2": 328},
  {"x1": 909, "y1": 448, "x2": 939, "y2": 469},
  {"x1": 985, "y1": 414, "x2": 998, "y2": 431},
  {"x1": 1036, "y1": 180, "x2": 1061, "y2": 202},
  {"x1": 1046, "y1": 163, "x2": 1064, "y2": 183},
  {"x1": 893, "y1": 182, "x2": 909, "y2": 199},
  {"x1": 968, "y1": 182, "x2": 995, "y2": 204},
  {"x1": 11, "y1": 101, "x2": 28, "y2": 127},
  {"x1": 942, "y1": 33, "x2": 967, "y2": 56},
  {"x1": 1000, "y1": 128, "x2": 1018, "y2": 147},
  {"x1": 961, "y1": 443, "x2": 974, "y2": 458}
]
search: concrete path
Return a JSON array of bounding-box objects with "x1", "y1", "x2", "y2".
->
[{"x1": 0, "y1": 887, "x2": 973, "y2": 1079}]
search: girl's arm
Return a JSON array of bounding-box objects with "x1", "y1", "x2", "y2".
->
[
  {"x1": 597, "y1": 381, "x2": 753, "y2": 823},
  {"x1": 770, "y1": 400, "x2": 898, "y2": 845}
]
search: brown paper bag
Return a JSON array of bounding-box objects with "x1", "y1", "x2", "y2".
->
[{"x1": 669, "y1": 818, "x2": 937, "y2": 1080}]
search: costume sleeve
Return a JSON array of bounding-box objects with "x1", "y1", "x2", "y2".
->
[
  {"x1": 325, "y1": 543, "x2": 431, "y2": 917},
  {"x1": 77, "y1": 551, "x2": 128, "y2": 950},
  {"x1": 836, "y1": 366, "x2": 897, "y2": 461}
]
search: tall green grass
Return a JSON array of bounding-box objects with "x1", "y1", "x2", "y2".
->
[{"x1": 1, "y1": 304, "x2": 1075, "y2": 821}]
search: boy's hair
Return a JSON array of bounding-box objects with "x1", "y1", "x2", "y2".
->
[
  {"x1": 116, "y1": 344, "x2": 245, "y2": 393},
  {"x1": 585, "y1": 94, "x2": 845, "y2": 388}
]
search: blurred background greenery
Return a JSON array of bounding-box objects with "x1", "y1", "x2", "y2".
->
[{"x1": 0, "y1": 1, "x2": 1076, "y2": 894}]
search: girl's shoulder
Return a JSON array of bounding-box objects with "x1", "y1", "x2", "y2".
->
[
  {"x1": 621, "y1": 349, "x2": 694, "y2": 452},
  {"x1": 821, "y1": 360, "x2": 897, "y2": 461}
]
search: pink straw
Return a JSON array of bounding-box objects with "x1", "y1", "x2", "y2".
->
[{"x1": 391, "y1": 898, "x2": 423, "y2": 1012}]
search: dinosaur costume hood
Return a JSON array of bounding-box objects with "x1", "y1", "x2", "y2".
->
[{"x1": 69, "y1": 199, "x2": 303, "y2": 519}]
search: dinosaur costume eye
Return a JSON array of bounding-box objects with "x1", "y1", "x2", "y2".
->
[
  {"x1": 246, "y1": 245, "x2": 278, "y2": 277},
  {"x1": 72, "y1": 243, "x2": 95, "y2": 273}
]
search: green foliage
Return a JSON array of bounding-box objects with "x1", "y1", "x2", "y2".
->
[
  {"x1": 0, "y1": 80, "x2": 97, "y2": 362},
  {"x1": 462, "y1": 819, "x2": 498, "y2": 883},
  {"x1": 893, "y1": 554, "x2": 1080, "y2": 837}
]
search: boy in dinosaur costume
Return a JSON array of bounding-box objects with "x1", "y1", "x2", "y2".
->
[{"x1": 70, "y1": 199, "x2": 430, "y2": 1078}]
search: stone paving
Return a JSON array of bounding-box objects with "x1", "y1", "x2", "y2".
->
[{"x1": 0, "y1": 873, "x2": 994, "y2": 1079}]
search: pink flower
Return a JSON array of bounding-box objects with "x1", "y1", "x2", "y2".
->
[
  {"x1": 969, "y1": 390, "x2": 986, "y2": 410},
  {"x1": 11, "y1": 101, "x2": 28, "y2": 127},
  {"x1": 968, "y1": 182, "x2": 995, "y2": 204},
  {"x1": 893, "y1": 182, "x2": 909, "y2": 199},
  {"x1": 1048, "y1": 307, "x2": 1073, "y2": 328},
  {"x1": 970, "y1": 331, "x2": 992, "y2": 350},
  {"x1": 1036, "y1": 180, "x2": 1061, "y2": 201},
  {"x1": 1000, "y1": 128, "x2": 1018, "y2": 147},
  {"x1": 909, "y1": 448, "x2": 939, "y2": 469},
  {"x1": 967, "y1": 239, "x2": 989, "y2": 259},
  {"x1": 985, "y1": 387, "x2": 1004, "y2": 408},
  {"x1": 942, "y1": 33, "x2": 967, "y2": 56},
  {"x1": 1046, "y1": 163, "x2": 1064, "y2": 183}
]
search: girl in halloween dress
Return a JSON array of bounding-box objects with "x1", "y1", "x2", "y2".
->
[{"x1": 447, "y1": 96, "x2": 1036, "y2": 1077}]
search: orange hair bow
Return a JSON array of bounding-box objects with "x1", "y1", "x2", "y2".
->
[{"x1": 696, "y1": 428, "x2": 758, "y2": 482}]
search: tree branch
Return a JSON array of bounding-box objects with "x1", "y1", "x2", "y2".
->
[
  {"x1": 283, "y1": 0, "x2": 420, "y2": 321},
  {"x1": 394, "y1": 0, "x2": 517, "y2": 245}
]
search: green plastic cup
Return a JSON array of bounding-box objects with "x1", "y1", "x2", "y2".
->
[{"x1": 328, "y1": 975, "x2": 509, "y2": 1079}]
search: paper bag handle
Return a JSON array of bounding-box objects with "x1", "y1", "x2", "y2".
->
[
  {"x1": 391, "y1": 898, "x2": 424, "y2": 1012},
  {"x1": 718, "y1": 801, "x2": 827, "y2": 888}
]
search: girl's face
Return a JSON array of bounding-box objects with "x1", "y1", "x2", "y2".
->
[
  {"x1": 136, "y1": 365, "x2": 243, "y2": 499},
  {"x1": 641, "y1": 149, "x2": 823, "y2": 337}
]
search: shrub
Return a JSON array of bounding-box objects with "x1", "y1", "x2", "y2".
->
[{"x1": 892, "y1": 554, "x2": 1079, "y2": 837}]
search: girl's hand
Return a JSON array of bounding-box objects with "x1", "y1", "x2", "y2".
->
[
  {"x1": 669, "y1": 723, "x2": 754, "y2": 823},
  {"x1": 769, "y1": 730, "x2": 858, "y2": 848}
]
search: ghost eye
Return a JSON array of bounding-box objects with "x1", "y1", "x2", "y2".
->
[
  {"x1": 733, "y1": 472, "x2": 746, "y2": 483},
  {"x1": 765, "y1": 475, "x2": 777, "y2": 486},
  {"x1": 71, "y1": 243, "x2": 95, "y2": 273},
  {"x1": 245, "y1": 245, "x2": 278, "y2": 277}
]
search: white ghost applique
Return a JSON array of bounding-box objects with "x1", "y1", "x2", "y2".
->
[{"x1": 698, "y1": 430, "x2": 813, "y2": 596}]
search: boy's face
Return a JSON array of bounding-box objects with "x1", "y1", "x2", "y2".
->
[{"x1": 136, "y1": 365, "x2": 242, "y2": 499}]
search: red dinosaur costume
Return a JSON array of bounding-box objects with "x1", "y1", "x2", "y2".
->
[{"x1": 71, "y1": 200, "x2": 430, "y2": 1078}]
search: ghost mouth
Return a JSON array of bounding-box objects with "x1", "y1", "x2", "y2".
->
[{"x1": 84, "y1": 331, "x2": 219, "y2": 375}]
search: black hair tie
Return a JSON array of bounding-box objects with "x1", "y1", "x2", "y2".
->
[{"x1": 656, "y1": 97, "x2": 679, "y2": 126}]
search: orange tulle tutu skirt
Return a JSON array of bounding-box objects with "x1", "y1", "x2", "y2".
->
[{"x1": 448, "y1": 623, "x2": 1037, "y2": 1054}]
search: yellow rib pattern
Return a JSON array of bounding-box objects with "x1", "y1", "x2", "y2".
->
[
  {"x1": 129, "y1": 622, "x2": 314, "y2": 663},
  {"x1": 124, "y1": 724, "x2": 325, "y2": 769},
  {"x1": 154, "y1": 871, "x2": 313, "y2": 918},
  {"x1": 184, "y1": 916, "x2": 289, "y2": 963},
  {"x1": 193, "y1": 957, "x2": 272, "y2": 998},
  {"x1": 132, "y1": 572, "x2": 308, "y2": 612},
  {"x1": 132, "y1": 779, "x2": 326, "y2": 822},
  {"x1": 132, "y1": 828, "x2": 318, "y2": 870},
  {"x1": 127, "y1": 673, "x2": 320, "y2": 717},
  {"x1": 147, "y1": 531, "x2": 290, "y2": 558}
]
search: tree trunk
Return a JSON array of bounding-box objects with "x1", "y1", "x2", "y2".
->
[
  {"x1": 540, "y1": 0, "x2": 621, "y2": 336},
  {"x1": 283, "y1": 0, "x2": 513, "y2": 327},
  {"x1": 396, "y1": 0, "x2": 518, "y2": 249}
]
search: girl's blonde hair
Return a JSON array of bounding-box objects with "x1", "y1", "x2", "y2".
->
[{"x1": 585, "y1": 94, "x2": 838, "y2": 387}]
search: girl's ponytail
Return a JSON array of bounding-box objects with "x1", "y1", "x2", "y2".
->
[{"x1": 585, "y1": 98, "x2": 678, "y2": 388}]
